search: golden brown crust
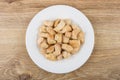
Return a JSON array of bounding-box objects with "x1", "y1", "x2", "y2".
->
[{"x1": 37, "y1": 19, "x2": 84, "y2": 61}]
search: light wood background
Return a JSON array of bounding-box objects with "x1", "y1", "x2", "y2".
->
[{"x1": 0, "y1": 0, "x2": 120, "y2": 80}]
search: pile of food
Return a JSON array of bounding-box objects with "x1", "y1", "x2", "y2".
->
[{"x1": 37, "y1": 19, "x2": 84, "y2": 61}]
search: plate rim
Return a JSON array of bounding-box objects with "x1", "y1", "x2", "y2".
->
[{"x1": 26, "y1": 5, "x2": 95, "y2": 74}]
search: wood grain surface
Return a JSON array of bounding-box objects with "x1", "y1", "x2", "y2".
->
[{"x1": 0, "y1": 0, "x2": 120, "y2": 80}]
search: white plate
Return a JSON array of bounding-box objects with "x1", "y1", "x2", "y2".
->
[{"x1": 26, "y1": 5, "x2": 94, "y2": 74}]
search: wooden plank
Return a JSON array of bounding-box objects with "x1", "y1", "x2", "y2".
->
[{"x1": 0, "y1": 0, "x2": 120, "y2": 80}]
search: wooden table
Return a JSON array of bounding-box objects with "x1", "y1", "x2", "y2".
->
[{"x1": 0, "y1": 0, "x2": 120, "y2": 80}]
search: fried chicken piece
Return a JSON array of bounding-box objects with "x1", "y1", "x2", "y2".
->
[
  {"x1": 46, "y1": 45, "x2": 54, "y2": 53},
  {"x1": 37, "y1": 37, "x2": 44, "y2": 45},
  {"x1": 64, "y1": 19, "x2": 72, "y2": 25},
  {"x1": 39, "y1": 32, "x2": 48, "y2": 38},
  {"x1": 62, "y1": 51, "x2": 71, "y2": 58},
  {"x1": 60, "y1": 25, "x2": 72, "y2": 33},
  {"x1": 40, "y1": 48, "x2": 46, "y2": 54},
  {"x1": 40, "y1": 39, "x2": 48, "y2": 48},
  {"x1": 57, "y1": 54, "x2": 63, "y2": 60},
  {"x1": 47, "y1": 34, "x2": 56, "y2": 44},
  {"x1": 55, "y1": 33, "x2": 62, "y2": 43},
  {"x1": 72, "y1": 29, "x2": 80, "y2": 39},
  {"x1": 71, "y1": 24, "x2": 81, "y2": 30},
  {"x1": 69, "y1": 40, "x2": 80, "y2": 48},
  {"x1": 54, "y1": 20, "x2": 65, "y2": 32},
  {"x1": 78, "y1": 31, "x2": 84, "y2": 43},
  {"x1": 43, "y1": 20, "x2": 54, "y2": 27},
  {"x1": 71, "y1": 47, "x2": 80, "y2": 54},
  {"x1": 54, "y1": 19, "x2": 60, "y2": 27},
  {"x1": 53, "y1": 44, "x2": 61, "y2": 56},
  {"x1": 39, "y1": 25, "x2": 47, "y2": 32},
  {"x1": 63, "y1": 36, "x2": 69, "y2": 43},
  {"x1": 62, "y1": 44, "x2": 73, "y2": 52},
  {"x1": 46, "y1": 26, "x2": 56, "y2": 35},
  {"x1": 45, "y1": 53, "x2": 56, "y2": 61},
  {"x1": 65, "y1": 32, "x2": 72, "y2": 38}
]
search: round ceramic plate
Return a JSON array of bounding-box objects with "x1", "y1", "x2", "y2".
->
[{"x1": 26, "y1": 5, "x2": 94, "y2": 74}]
